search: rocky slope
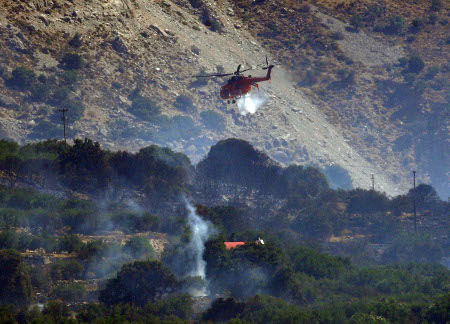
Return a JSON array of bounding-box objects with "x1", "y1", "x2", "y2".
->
[{"x1": 0, "y1": 0, "x2": 448, "y2": 197}]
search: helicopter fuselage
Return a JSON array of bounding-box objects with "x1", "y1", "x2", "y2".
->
[{"x1": 220, "y1": 65, "x2": 273, "y2": 100}]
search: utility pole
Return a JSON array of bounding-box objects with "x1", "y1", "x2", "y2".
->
[
  {"x1": 371, "y1": 174, "x2": 375, "y2": 191},
  {"x1": 413, "y1": 170, "x2": 417, "y2": 233},
  {"x1": 59, "y1": 108, "x2": 68, "y2": 145}
]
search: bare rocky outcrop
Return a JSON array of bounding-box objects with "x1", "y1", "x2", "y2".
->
[{"x1": 1, "y1": 0, "x2": 446, "y2": 197}]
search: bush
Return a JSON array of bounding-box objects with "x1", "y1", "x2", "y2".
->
[
  {"x1": 58, "y1": 234, "x2": 85, "y2": 253},
  {"x1": 50, "y1": 259, "x2": 84, "y2": 280},
  {"x1": 298, "y1": 68, "x2": 320, "y2": 87},
  {"x1": 290, "y1": 246, "x2": 351, "y2": 279},
  {"x1": 30, "y1": 120, "x2": 63, "y2": 140},
  {"x1": 424, "y1": 65, "x2": 439, "y2": 79},
  {"x1": 200, "y1": 110, "x2": 226, "y2": 132},
  {"x1": 69, "y1": 33, "x2": 82, "y2": 48},
  {"x1": 61, "y1": 99, "x2": 85, "y2": 122},
  {"x1": 6, "y1": 67, "x2": 36, "y2": 91},
  {"x1": 30, "y1": 82, "x2": 51, "y2": 102},
  {"x1": 382, "y1": 233, "x2": 443, "y2": 264},
  {"x1": 111, "y1": 212, "x2": 160, "y2": 233},
  {"x1": 50, "y1": 283, "x2": 86, "y2": 302},
  {"x1": 410, "y1": 18, "x2": 424, "y2": 33},
  {"x1": 122, "y1": 236, "x2": 155, "y2": 258},
  {"x1": 0, "y1": 249, "x2": 33, "y2": 306},
  {"x1": 99, "y1": 260, "x2": 179, "y2": 305},
  {"x1": 173, "y1": 95, "x2": 196, "y2": 113},
  {"x1": 43, "y1": 301, "x2": 71, "y2": 322},
  {"x1": 61, "y1": 70, "x2": 79, "y2": 87},
  {"x1": 159, "y1": 115, "x2": 201, "y2": 141},
  {"x1": 51, "y1": 87, "x2": 70, "y2": 105},
  {"x1": 129, "y1": 94, "x2": 161, "y2": 121},
  {"x1": 324, "y1": 164, "x2": 353, "y2": 190},
  {"x1": 350, "y1": 14, "x2": 364, "y2": 28},
  {"x1": 406, "y1": 55, "x2": 425, "y2": 74},
  {"x1": 61, "y1": 53, "x2": 84, "y2": 70},
  {"x1": 377, "y1": 15, "x2": 404, "y2": 35},
  {"x1": 430, "y1": 0, "x2": 442, "y2": 12}
]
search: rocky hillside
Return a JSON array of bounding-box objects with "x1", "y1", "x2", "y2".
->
[{"x1": 0, "y1": 0, "x2": 448, "y2": 197}]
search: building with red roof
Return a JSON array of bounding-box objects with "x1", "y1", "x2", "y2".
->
[{"x1": 224, "y1": 242, "x2": 246, "y2": 250}]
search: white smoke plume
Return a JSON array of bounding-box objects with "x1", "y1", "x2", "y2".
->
[
  {"x1": 185, "y1": 200, "x2": 215, "y2": 279},
  {"x1": 237, "y1": 91, "x2": 268, "y2": 116}
]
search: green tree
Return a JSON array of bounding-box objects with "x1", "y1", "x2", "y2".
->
[
  {"x1": 99, "y1": 260, "x2": 179, "y2": 306},
  {"x1": 59, "y1": 138, "x2": 112, "y2": 192},
  {"x1": 0, "y1": 249, "x2": 33, "y2": 306}
]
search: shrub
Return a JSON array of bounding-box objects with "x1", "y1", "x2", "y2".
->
[
  {"x1": 410, "y1": 18, "x2": 424, "y2": 33},
  {"x1": 58, "y1": 234, "x2": 85, "y2": 253},
  {"x1": 6, "y1": 67, "x2": 36, "y2": 91},
  {"x1": 145, "y1": 294, "x2": 194, "y2": 320},
  {"x1": 61, "y1": 53, "x2": 84, "y2": 70},
  {"x1": 111, "y1": 212, "x2": 160, "y2": 233},
  {"x1": 202, "y1": 297, "x2": 245, "y2": 322},
  {"x1": 337, "y1": 68, "x2": 355, "y2": 84},
  {"x1": 200, "y1": 110, "x2": 226, "y2": 132},
  {"x1": 160, "y1": 115, "x2": 201, "y2": 141},
  {"x1": 30, "y1": 120, "x2": 63, "y2": 140},
  {"x1": 350, "y1": 14, "x2": 364, "y2": 28},
  {"x1": 51, "y1": 87, "x2": 70, "y2": 105},
  {"x1": 290, "y1": 246, "x2": 351, "y2": 279},
  {"x1": 62, "y1": 99, "x2": 85, "y2": 122},
  {"x1": 61, "y1": 70, "x2": 79, "y2": 87},
  {"x1": 378, "y1": 15, "x2": 404, "y2": 35},
  {"x1": 43, "y1": 301, "x2": 71, "y2": 322},
  {"x1": 173, "y1": 95, "x2": 196, "y2": 113},
  {"x1": 324, "y1": 164, "x2": 353, "y2": 190},
  {"x1": 407, "y1": 55, "x2": 425, "y2": 74},
  {"x1": 122, "y1": 236, "x2": 155, "y2": 258},
  {"x1": 99, "y1": 260, "x2": 179, "y2": 305},
  {"x1": 30, "y1": 82, "x2": 51, "y2": 102},
  {"x1": 129, "y1": 94, "x2": 161, "y2": 121},
  {"x1": 430, "y1": 0, "x2": 442, "y2": 12},
  {"x1": 68, "y1": 33, "x2": 82, "y2": 48},
  {"x1": 382, "y1": 233, "x2": 443, "y2": 263},
  {"x1": 424, "y1": 65, "x2": 439, "y2": 79},
  {"x1": 0, "y1": 249, "x2": 33, "y2": 306},
  {"x1": 50, "y1": 283, "x2": 86, "y2": 302},
  {"x1": 428, "y1": 14, "x2": 438, "y2": 25},
  {"x1": 298, "y1": 68, "x2": 320, "y2": 87},
  {"x1": 50, "y1": 259, "x2": 84, "y2": 280}
]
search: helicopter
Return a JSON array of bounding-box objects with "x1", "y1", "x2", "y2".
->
[{"x1": 194, "y1": 57, "x2": 275, "y2": 104}]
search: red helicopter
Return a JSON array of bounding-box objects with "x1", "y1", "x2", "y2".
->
[{"x1": 194, "y1": 57, "x2": 275, "y2": 104}]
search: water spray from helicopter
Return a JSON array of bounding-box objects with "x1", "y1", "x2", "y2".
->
[{"x1": 237, "y1": 90, "x2": 268, "y2": 116}]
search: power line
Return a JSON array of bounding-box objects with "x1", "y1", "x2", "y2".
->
[
  {"x1": 413, "y1": 170, "x2": 417, "y2": 233},
  {"x1": 59, "y1": 108, "x2": 68, "y2": 146}
]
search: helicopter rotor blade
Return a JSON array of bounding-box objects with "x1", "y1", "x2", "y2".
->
[{"x1": 193, "y1": 72, "x2": 234, "y2": 78}]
